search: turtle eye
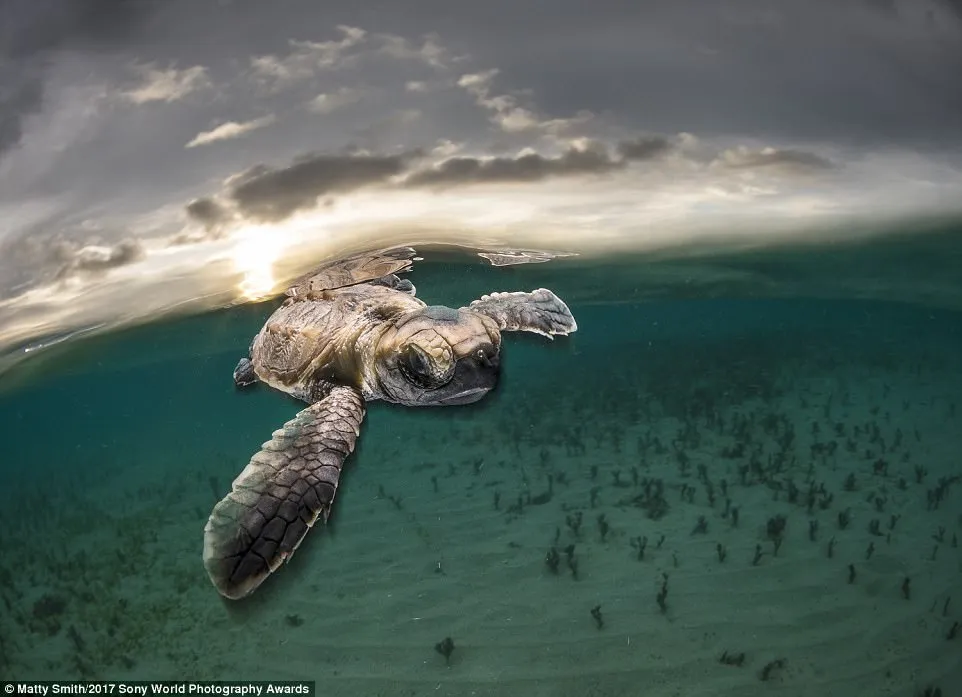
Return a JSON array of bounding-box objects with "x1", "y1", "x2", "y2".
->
[{"x1": 398, "y1": 344, "x2": 448, "y2": 389}]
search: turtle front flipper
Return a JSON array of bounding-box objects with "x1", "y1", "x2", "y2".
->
[
  {"x1": 233, "y1": 357, "x2": 256, "y2": 388},
  {"x1": 465, "y1": 289, "x2": 578, "y2": 338},
  {"x1": 203, "y1": 385, "x2": 365, "y2": 599}
]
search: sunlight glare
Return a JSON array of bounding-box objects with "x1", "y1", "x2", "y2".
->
[{"x1": 231, "y1": 225, "x2": 287, "y2": 301}]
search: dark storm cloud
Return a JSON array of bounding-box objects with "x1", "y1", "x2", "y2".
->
[
  {"x1": 0, "y1": 232, "x2": 145, "y2": 291},
  {"x1": 185, "y1": 197, "x2": 230, "y2": 230},
  {"x1": 617, "y1": 136, "x2": 675, "y2": 161},
  {"x1": 942, "y1": 0, "x2": 962, "y2": 18},
  {"x1": 0, "y1": 0, "x2": 155, "y2": 158},
  {"x1": 227, "y1": 154, "x2": 409, "y2": 222},
  {"x1": 403, "y1": 143, "x2": 622, "y2": 187},
  {"x1": 337, "y1": 0, "x2": 960, "y2": 147},
  {"x1": 401, "y1": 137, "x2": 838, "y2": 188},
  {"x1": 0, "y1": 76, "x2": 44, "y2": 158},
  {"x1": 203, "y1": 152, "x2": 413, "y2": 224},
  {"x1": 188, "y1": 143, "x2": 624, "y2": 228},
  {"x1": 53, "y1": 238, "x2": 145, "y2": 279},
  {"x1": 183, "y1": 135, "x2": 839, "y2": 224}
]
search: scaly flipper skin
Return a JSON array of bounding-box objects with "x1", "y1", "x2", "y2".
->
[
  {"x1": 203, "y1": 385, "x2": 365, "y2": 599},
  {"x1": 466, "y1": 288, "x2": 578, "y2": 338},
  {"x1": 233, "y1": 357, "x2": 256, "y2": 388}
]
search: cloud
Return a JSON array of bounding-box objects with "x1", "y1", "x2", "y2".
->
[
  {"x1": 2, "y1": 232, "x2": 146, "y2": 287},
  {"x1": 120, "y1": 63, "x2": 211, "y2": 104},
  {"x1": 618, "y1": 136, "x2": 676, "y2": 161},
  {"x1": 401, "y1": 134, "x2": 842, "y2": 190},
  {"x1": 249, "y1": 25, "x2": 367, "y2": 89},
  {"x1": 185, "y1": 197, "x2": 232, "y2": 230},
  {"x1": 714, "y1": 146, "x2": 837, "y2": 173},
  {"x1": 456, "y1": 68, "x2": 592, "y2": 135},
  {"x1": 185, "y1": 115, "x2": 276, "y2": 148},
  {"x1": 0, "y1": 73, "x2": 45, "y2": 159},
  {"x1": 307, "y1": 87, "x2": 362, "y2": 114},
  {"x1": 940, "y1": 0, "x2": 962, "y2": 19},
  {"x1": 457, "y1": 69, "x2": 534, "y2": 132},
  {"x1": 53, "y1": 238, "x2": 145, "y2": 278},
  {"x1": 404, "y1": 141, "x2": 622, "y2": 187},
  {"x1": 375, "y1": 32, "x2": 451, "y2": 69},
  {"x1": 178, "y1": 134, "x2": 839, "y2": 229},
  {"x1": 195, "y1": 151, "x2": 412, "y2": 224},
  {"x1": 431, "y1": 139, "x2": 463, "y2": 158},
  {"x1": 0, "y1": 0, "x2": 154, "y2": 160},
  {"x1": 247, "y1": 27, "x2": 456, "y2": 95}
]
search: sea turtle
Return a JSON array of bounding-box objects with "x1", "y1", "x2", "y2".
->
[{"x1": 203, "y1": 246, "x2": 578, "y2": 599}]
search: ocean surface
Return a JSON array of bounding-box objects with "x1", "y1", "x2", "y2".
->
[{"x1": 1, "y1": 222, "x2": 961, "y2": 696}]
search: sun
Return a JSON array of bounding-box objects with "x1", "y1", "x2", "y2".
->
[{"x1": 230, "y1": 225, "x2": 286, "y2": 301}]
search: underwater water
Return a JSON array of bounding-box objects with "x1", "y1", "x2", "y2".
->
[{"x1": 1, "y1": 226, "x2": 961, "y2": 697}]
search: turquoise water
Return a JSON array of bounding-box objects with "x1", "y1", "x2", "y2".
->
[{"x1": 1, "y1": 227, "x2": 961, "y2": 696}]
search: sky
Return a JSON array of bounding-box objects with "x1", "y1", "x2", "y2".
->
[{"x1": 1, "y1": 0, "x2": 962, "y2": 351}]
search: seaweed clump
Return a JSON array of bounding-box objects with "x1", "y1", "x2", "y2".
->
[{"x1": 31, "y1": 593, "x2": 67, "y2": 636}]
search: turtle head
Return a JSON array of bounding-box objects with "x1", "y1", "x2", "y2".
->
[{"x1": 374, "y1": 305, "x2": 501, "y2": 406}]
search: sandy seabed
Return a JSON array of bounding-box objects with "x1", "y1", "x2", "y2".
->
[{"x1": 1, "y1": 325, "x2": 960, "y2": 697}]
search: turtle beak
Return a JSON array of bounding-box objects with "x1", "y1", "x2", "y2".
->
[
  {"x1": 437, "y1": 386, "x2": 491, "y2": 405},
  {"x1": 421, "y1": 348, "x2": 499, "y2": 405}
]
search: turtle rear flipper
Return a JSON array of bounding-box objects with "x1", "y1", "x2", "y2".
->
[
  {"x1": 466, "y1": 288, "x2": 577, "y2": 338},
  {"x1": 370, "y1": 274, "x2": 416, "y2": 296},
  {"x1": 203, "y1": 385, "x2": 365, "y2": 599},
  {"x1": 233, "y1": 357, "x2": 256, "y2": 388},
  {"x1": 233, "y1": 336, "x2": 258, "y2": 388}
]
